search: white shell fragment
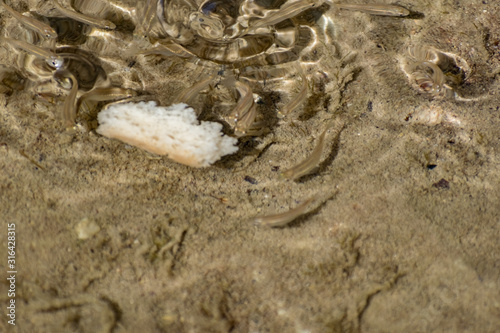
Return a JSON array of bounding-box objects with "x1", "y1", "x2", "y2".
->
[
  {"x1": 75, "y1": 218, "x2": 100, "y2": 240},
  {"x1": 96, "y1": 101, "x2": 239, "y2": 167}
]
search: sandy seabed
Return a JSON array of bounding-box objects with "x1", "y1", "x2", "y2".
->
[{"x1": 1, "y1": 0, "x2": 499, "y2": 332}]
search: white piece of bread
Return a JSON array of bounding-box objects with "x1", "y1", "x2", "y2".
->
[{"x1": 96, "y1": 101, "x2": 238, "y2": 167}]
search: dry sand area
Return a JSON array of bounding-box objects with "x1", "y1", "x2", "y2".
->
[{"x1": 1, "y1": 0, "x2": 499, "y2": 332}]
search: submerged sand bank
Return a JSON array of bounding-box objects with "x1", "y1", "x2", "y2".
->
[{"x1": 0, "y1": 0, "x2": 499, "y2": 331}]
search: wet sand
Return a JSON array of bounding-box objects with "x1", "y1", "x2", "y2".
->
[{"x1": 1, "y1": 1, "x2": 499, "y2": 332}]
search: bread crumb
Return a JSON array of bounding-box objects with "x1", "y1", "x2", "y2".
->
[{"x1": 97, "y1": 101, "x2": 238, "y2": 167}]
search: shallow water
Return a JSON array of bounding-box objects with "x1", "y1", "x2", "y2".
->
[{"x1": 1, "y1": 1, "x2": 499, "y2": 331}]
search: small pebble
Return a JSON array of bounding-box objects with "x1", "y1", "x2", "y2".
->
[
  {"x1": 432, "y1": 178, "x2": 449, "y2": 189},
  {"x1": 244, "y1": 175, "x2": 258, "y2": 184},
  {"x1": 75, "y1": 218, "x2": 100, "y2": 239}
]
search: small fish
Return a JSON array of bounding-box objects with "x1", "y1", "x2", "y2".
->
[
  {"x1": 234, "y1": 101, "x2": 257, "y2": 137},
  {"x1": 52, "y1": 0, "x2": 116, "y2": 30},
  {"x1": 280, "y1": 126, "x2": 330, "y2": 180},
  {"x1": 174, "y1": 74, "x2": 216, "y2": 104},
  {"x1": 58, "y1": 51, "x2": 100, "y2": 71},
  {"x1": 0, "y1": 37, "x2": 63, "y2": 68},
  {"x1": 0, "y1": 37, "x2": 55, "y2": 59},
  {"x1": 278, "y1": 65, "x2": 308, "y2": 118},
  {"x1": 0, "y1": 0, "x2": 57, "y2": 38},
  {"x1": 228, "y1": 80, "x2": 254, "y2": 125},
  {"x1": 55, "y1": 70, "x2": 79, "y2": 129},
  {"x1": 334, "y1": 3, "x2": 410, "y2": 17},
  {"x1": 230, "y1": 80, "x2": 263, "y2": 137},
  {"x1": 77, "y1": 87, "x2": 138, "y2": 112},
  {"x1": 244, "y1": 0, "x2": 324, "y2": 34},
  {"x1": 253, "y1": 196, "x2": 316, "y2": 227}
]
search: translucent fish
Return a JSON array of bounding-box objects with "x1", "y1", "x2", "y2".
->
[
  {"x1": 253, "y1": 196, "x2": 316, "y2": 227},
  {"x1": 280, "y1": 126, "x2": 330, "y2": 180},
  {"x1": 228, "y1": 80, "x2": 254, "y2": 125},
  {"x1": 244, "y1": 0, "x2": 324, "y2": 35},
  {"x1": 174, "y1": 75, "x2": 216, "y2": 104},
  {"x1": 55, "y1": 70, "x2": 79, "y2": 129},
  {"x1": 52, "y1": 0, "x2": 116, "y2": 30},
  {"x1": 0, "y1": 37, "x2": 63, "y2": 68},
  {"x1": 334, "y1": 3, "x2": 410, "y2": 17},
  {"x1": 77, "y1": 87, "x2": 138, "y2": 113},
  {"x1": 234, "y1": 104, "x2": 257, "y2": 137},
  {"x1": 278, "y1": 65, "x2": 308, "y2": 118},
  {"x1": 0, "y1": 0, "x2": 57, "y2": 38}
]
